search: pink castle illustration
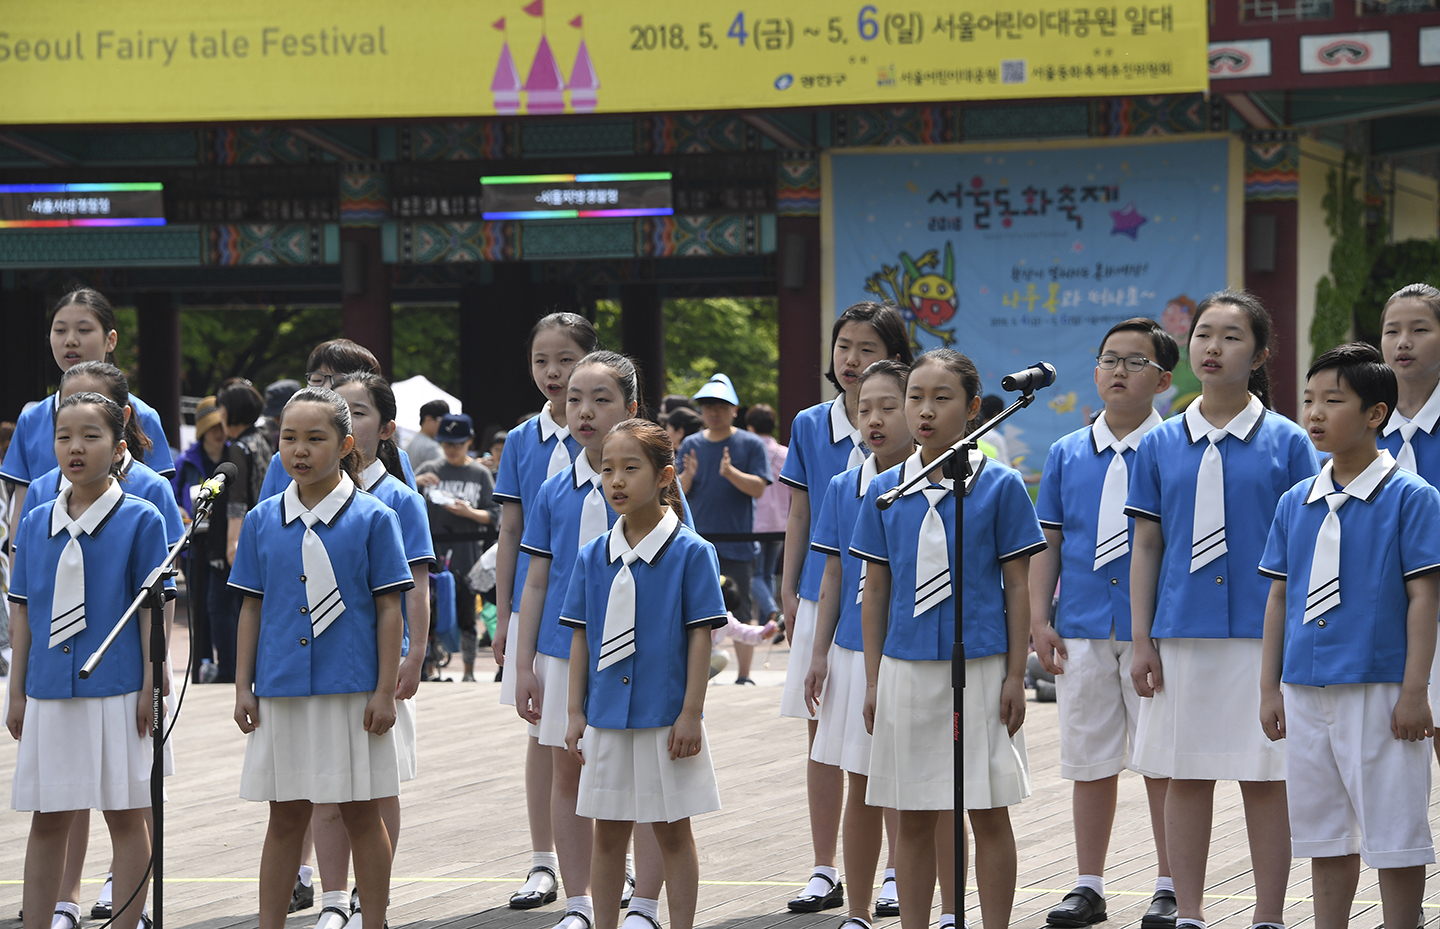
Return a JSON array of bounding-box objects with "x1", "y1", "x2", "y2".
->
[
  {"x1": 521, "y1": 1, "x2": 566, "y2": 114},
  {"x1": 490, "y1": 22, "x2": 521, "y2": 115},
  {"x1": 567, "y1": 18, "x2": 598, "y2": 113}
]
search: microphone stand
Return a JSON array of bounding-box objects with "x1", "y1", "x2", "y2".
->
[
  {"x1": 80, "y1": 493, "x2": 215, "y2": 929},
  {"x1": 874, "y1": 386, "x2": 1042, "y2": 901}
]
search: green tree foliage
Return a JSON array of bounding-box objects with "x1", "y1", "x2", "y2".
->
[
  {"x1": 1312, "y1": 154, "x2": 1377, "y2": 364},
  {"x1": 595, "y1": 297, "x2": 779, "y2": 411},
  {"x1": 1355, "y1": 240, "x2": 1440, "y2": 345}
]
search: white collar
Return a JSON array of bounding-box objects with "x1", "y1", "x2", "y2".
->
[
  {"x1": 606, "y1": 509, "x2": 682, "y2": 566},
  {"x1": 1304, "y1": 449, "x2": 1397, "y2": 506},
  {"x1": 1091, "y1": 408, "x2": 1162, "y2": 455},
  {"x1": 1383, "y1": 383, "x2": 1440, "y2": 437},
  {"x1": 282, "y1": 473, "x2": 356, "y2": 528},
  {"x1": 854, "y1": 453, "x2": 881, "y2": 498},
  {"x1": 360, "y1": 459, "x2": 388, "y2": 492},
  {"x1": 898, "y1": 447, "x2": 984, "y2": 496},
  {"x1": 1183, "y1": 394, "x2": 1265, "y2": 445},
  {"x1": 827, "y1": 394, "x2": 863, "y2": 449},
  {"x1": 572, "y1": 450, "x2": 602, "y2": 490},
  {"x1": 537, "y1": 401, "x2": 568, "y2": 443},
  {"x1": 51, "y1": 478, "x2": 124, "y2": 539}
]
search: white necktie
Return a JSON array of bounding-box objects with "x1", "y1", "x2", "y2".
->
[
  {"x1": 1094, "y1": 445, "x2": 1131, "y2": 569},
  {"x1": 299, "y1": 512, "x2": 346, "y2": 636},
  {"x1": 1190, "y1": 429, "x2": 1228, "y2": 572},
  {"x1": 1304, "y1": 493, "x2": 1346, "y2": 624},
  {"x1": 578, "y1": 476, "x2": 608, "y2": 549},
  {"x1": 1397, "y1": 421, "x2": 1420, "y2": 474},
  {"x1": 846, "y1": 436, "x2": 865, "y2": 470},
  {"x1": 597, "y1": 550, "x2": 639, "y2": 670},
  {"x1": 914, "y1": 486, "x2": 953, "y2": 616},
  {"x1": 49, "y1": 520, "x2": 88, "y2": 648}
]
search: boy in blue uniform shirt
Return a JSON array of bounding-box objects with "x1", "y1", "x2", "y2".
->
[
  {"x1": 1259, "y1": 343, "x2": 1440, "y2": 929},
  {"x1": 1032, "y1": 318, "x2": 1178, "y2": 929}
]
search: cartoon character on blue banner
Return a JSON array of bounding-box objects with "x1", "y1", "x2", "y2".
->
[{"x1": 863, "y1": 242, "x2": 959, "y2": 351}]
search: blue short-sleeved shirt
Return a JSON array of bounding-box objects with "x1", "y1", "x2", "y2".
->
[
  {"x1": 494, "y1": 404, "x2": 582, "y2": 613},
  {"x1": 1034, "y1": 410, "x2": 1161, "y2": 641},
  {"x1": 677, "y1": 427, "x2": 771, "y2": 562},
  {"x1": 520, "y1": 454, "x2": 695, "y2": 659},
  {"x1": 810, "y1": 456, "x2": 880, "y2": 652},
  {"x1": 780, "y1": 397, "x2": 867, "y2": 600},
  {"x1": 850, "y1": 450, "x2": 1047, "y2": 662},
  {"x1": 560, "y1": 510, "x2": 727, "y2": 730},
  {"x1": 9, "y1": 485, "x2": 174, "y2": 699},
  {"x1": 1259, "y1": 452, "x2": 1440, "y2": 686},
  {"x1": 228, "y1": 476, "x2": 416, "y2": 697},
  {"x1": 22, "y1": 453, "x2": 186, "y2": 548},
  {"x1": 259, "y1": 447, "x2": 417, "y2": 501},
  {"x1": 1125, "y1": 396, "x2": 1319, "y2": 640},
  {"x1": 361, "y1": 460, "x2": 435, "y2": 659},
  {"x1": 1380, "y1": 384, "x2": 1440, "y2": 484},
  {"x1": 2, "y1": 392, "x2": 175, "y2": 485}
]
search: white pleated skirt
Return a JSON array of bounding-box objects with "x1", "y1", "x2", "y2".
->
[
  {"x1": 867, "y1": 654, "x2": 1030, "y2": 811},
  {"x1": 395, "y1": 696, "x2": 417, "y2": 782},
  {"x1": 526, "y1": 653, "x2": 571, "y2": 748},
  {"x1": 810, "y1": 644, "x2": 873, "y2": 775},
  {"x1": 779, "y1": 598, "x2": 819, "y2": 719},
  {"x1": 240, "y1": 693, "x2": 400, "y2": 803},
  {"x1": 576, "y1": 724, "x2": 721, "y2": 823},
  {"x1": 499, "y1": 613, "x2": 520, "y2": 706},
  {"x1": 12, "y1": 692, "x2": 161, "y2": 813},
  {"x1": 1130, "y1": 637, "x2": 1284, "y2": 782}
]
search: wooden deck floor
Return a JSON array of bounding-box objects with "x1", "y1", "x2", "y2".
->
[{"x1": 1, "y1": 622, "x2": 1436, "y2": 929}]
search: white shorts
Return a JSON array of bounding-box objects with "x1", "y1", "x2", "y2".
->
[
  {"x1": 866, "y1": 654, "x2": 1030, "y2": 811},
  {"x1": 12, "y1": 693, "x2": 159, "y2": 813},
  {"x1": 395, "y1": 696, "x2": 418, "y2": 782},
  {"x1": 240, "y1": 693, "x2": 399, "y2": 804},
  {"x1": 779, "y1": 598, "x2": 819, "y2": 719},
  {"x1": 576, "y1": 724, "x2": 721, "y2": 823},
  {"x1": 527, "y1": 653, "x2": 571, "y2": 748},
  {"x1": 1056, "y1": 634, "x2": 1141, "y2": 781},
  {"x1": 810, "y1": 644, "x2": 873, "y2": 775},
  {"x1": 1285, "y1": 682, "x2": 1434, "y2": 869},
  {"x1": 499, "y1": 613, "x2": 519, "y2": 706},
  {"x1": 1131, "y1": 637, "x2": 1284, "y2": 782}
]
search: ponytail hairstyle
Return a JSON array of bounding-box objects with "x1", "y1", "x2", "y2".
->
[
  {"x1": 50, "y1": 287, "x2": 119, "y2": 366},
  {"x1": 526, "y1": 312, "x2": 600, "y2": 357},
  {"x1": 827, "y1": 302, "x2": 915, "y2": 391},
  {"x1": 571, "y1": 350, "x2": 641, "y2": 408},
  {"x1": 281, "y1": 387, "x2": 362, "y2": 486},
  {"x1": 1383, "y1": 282, "x2": 1440, "y2": 326},
  {"x1": 333, "y1": 371, "x2": 404, "y2": 482},
  {"x1": 1188, "y1": 289, "x2": 1274, "y2": 410},
  {"x1": 909, "y1": 349, "x2": 982, "y2": 436},
  {"x1": 604, "y1": 419, "x2": 685, "y2": 520},
  {"x1": 55, "y1": 391, "x2": 128, "y2": 480},
  {"x1": 61, "y1": 360, "x2": 153, "y2": 464}
]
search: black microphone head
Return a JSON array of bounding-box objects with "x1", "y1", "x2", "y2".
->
[
  {"x1": 1037, "y1": 362, "x2": 1058, "y2": 388},
  {"x1": 214, "y1": 461, "x2": 239, "y2": 484}
]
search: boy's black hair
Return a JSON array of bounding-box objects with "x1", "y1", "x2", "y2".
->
[
  {"x1": 1306, "y1": 341, "x2": 1397, "y2": 431},
  {"x1": 745, "y1": 403, "x2": 777, "y2": 436},
  {"x1": 718, "y1": 574, "x2": 741, "y2": 616},
  {"x1": 419, "y1": 399, "x2": 450, "y2": 422},
  {"x1": 1100, "y1": 317, "x2": 1181, "y2": 372}
]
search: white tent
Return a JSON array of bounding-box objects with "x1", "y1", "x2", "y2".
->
[{"x1": 390, "y1": 375, "x2": 462, "y2": 448}]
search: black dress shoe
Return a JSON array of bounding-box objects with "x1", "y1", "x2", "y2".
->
[
  {"x1": 1140, "y1": 890, "x2": 1177, "y2": 929},
  {"x1": 787, "y1": 873, "x2": 844, "y2": 913},
  {"x1": 1046, "y1": 887, "x2": 1107, "y2": 928}
]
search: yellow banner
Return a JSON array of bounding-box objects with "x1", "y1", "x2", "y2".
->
[{"x1": 0, "y1": 1, "x2": 1209, "y2": 125}]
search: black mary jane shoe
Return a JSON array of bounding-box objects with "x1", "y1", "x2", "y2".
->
[
  {"x1": 1140, "y1": 890, "x2": 1177, "y2": 929},
  {"x1": 1046, "y1": 886, "x2": 1108, "y2": 928},
  {"x1": 788, "y1": 873, "x2": 845, "y2": 913},
  {"x1": 509, "y1": 865, "x2": 559, "y2": 910}
]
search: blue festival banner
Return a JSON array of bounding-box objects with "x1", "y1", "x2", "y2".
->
[{"x1": 828, "y1": 139, "x2": 1231, "y2": 476}]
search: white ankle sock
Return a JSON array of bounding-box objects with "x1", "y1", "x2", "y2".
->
[
  {"x1": 1177, "y1": 920, "x2": 1206, "y2": 929},
  {"x1": 883, "y1": 867, "x2": 897, "y2": 881},
  {"x1": 625, "y1": 852, "x2": 635, "y2": 880},
  {"x1": 1076, "y1": 874, "x2": 1105, "y2": 897},
  {"x1": 315, "y1": 893, "x2": 351, "y2": 929},
  {"x1": 799, "y1": 866, "x2": 840, "y2": 898},
  {"x1": 299, "y1": 865, "x2": 314, "y2": 887},
  {"x1": 533, "y1": 850, "x2": 560, "y2": 872},
  {"x1": 940, "y1": 914, "x2": 956, "y2": 929},
  {"x1": 51, "y1": 903, "x2": 80, "y2": 929},
  {"x1": 629, "y1": 897, "x2": 660, "y2": 920},
  {"x1": 560, "y1": 895, "x2": 594, "y2": 927},
  {"x1": 1155, "y1": 877, "x2": 1175, "y2": 894}
]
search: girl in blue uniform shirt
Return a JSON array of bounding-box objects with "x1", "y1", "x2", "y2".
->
[
  {"x1": 804, "y1": 359, "x2": 914, "y2": 926},
  {"x1": 850, "y1": 349, "x2": 1045, "y2": 929},
  {"x1": 7, "y1": 392, "x2": 173, "y2": 929},
  {"x1": 491, "y1": 312, "x2": 594, "y2": 909},
  {"x1": 303, "y1": 373, "x2": 435, "y2": 929},
  {"x1": 1126, "y1": 290, "x2": 1318, "y2": 929},
  {"x1": 777, "y1": 301, "x2": 911, "y2": 914},
  {"x1": 229, "y1": 387, "x2": 414, "y2": 929},
  {"x1": 563, "y1": 419, "x2": 727, "y2": 929},
  {"x1": 17, "y1": 361, "x2": 185, "y2": 929}
]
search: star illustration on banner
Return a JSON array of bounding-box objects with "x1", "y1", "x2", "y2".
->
[{"x1": 1109, "y1": 203, "x2": 1147, "y2": 239}]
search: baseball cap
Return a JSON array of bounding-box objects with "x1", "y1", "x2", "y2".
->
[
  {"x1": 263, "y1": 379, "x2": 302, "y2": 418},
  {"x1": 438, "y1": 413, "x2": 474, "y2": 443},
  {"x1": 693, "y1": 373, "x2": 740, "y2": 406}
]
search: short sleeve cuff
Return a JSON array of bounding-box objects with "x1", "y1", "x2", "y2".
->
[
  {"x1": 493, "y1": 491, "x2": 522, "y2": 504},
  {"x1": 810, "y1": 541, "x2": 842, "y2": 556},
  {"x1": 1037, "y1": 518, "x2": 1063, "y2": 530},
  {"x1": 1124, "y1": 505, "x2": 1160, "y2": 523},
  {"x1": 778, "y1": 474, "x2": 807, "y2": 491},
  {"x1": 407, "y1": 555, "x2": 438, "y2": 566},
  {"x1": 999, "y1": 540, "x2": 1047, "y2": 563},
  {"x1": 849, "y1": 546, "x2": 888, "y2": 565},
  {"x1": 372, "y1": 579, "x2": 416, "y2": 596},
  {"x1": 7, "y1": 593, "x2": 26, "y2": 605},
  {"x1": 686, "y1": 613, "x2": 727, "y2": 629},
  {"x1": 558, "y1": 614, "x2": 585, "y2": 628},
  {"x1": 1257, "y1": 566, "x2": 1286, "y2": 581},
  {"x1": 519, "y1": 543, "x2": 552, "y2": 560},
  {"x1": 228, "y1": 581, "x2": 264, "y2": 597},
  {"x1": 1403, "y1": 563, "x2": 1440, "y2": 581}
]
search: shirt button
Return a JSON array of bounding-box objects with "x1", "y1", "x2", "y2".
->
[
  {"x1": 62, "y1": 645, "x2": 71, "y2": 654},
  {"x1": 622, "y1": 676, "x2": 630, "y2": 685},
  {"x1": 1215, "y1": 576, "x2": 1224, "y2": 585},
  {"x1": 299, "y1": 575, "x2": 307, "y2": 582},
  {"x1": 1110, "y1": 577, "x2": 1119, "y2": 586},
  {"x1": 1317, "y1": 619, "x2": 1327, "y2": 628},
  {"x1": 300, "y1": 637, "x2": 310, "y2": 646},
  {"x1": 300, "y1": 607, "x2": 309, "y2": 615}
]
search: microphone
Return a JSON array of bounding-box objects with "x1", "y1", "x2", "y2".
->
[
  {"x1": 195, "y1": 461, "x2": 239, "y2": 506},
  {"x1": 1001, "y1": 362, "x2": 1057, "y2": 393}
]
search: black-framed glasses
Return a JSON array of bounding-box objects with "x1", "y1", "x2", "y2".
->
[
  {"x1": 306, "y1": 371, "x2": 337, "y2": 388},
  {"x1": 1096, "y1": 353, "x2": 1163, "y2": 373}
]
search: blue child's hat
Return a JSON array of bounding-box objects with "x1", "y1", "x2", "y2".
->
[
  {"x1": 438, "y1": 413, "x2": 474, "y2": 443},
  {"x1": 693, "y1": 373, "x2": 740, "y2": 406}
]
